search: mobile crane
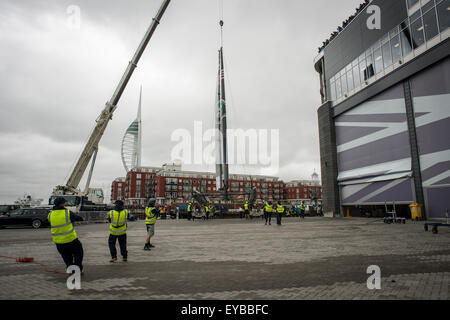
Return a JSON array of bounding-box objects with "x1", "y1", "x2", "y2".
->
[{"x1": 49, "y1": 0, "x2": 171, "y2": 213}]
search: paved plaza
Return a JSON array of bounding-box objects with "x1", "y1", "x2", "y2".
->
[{"x1": 0, "y1": 217, "x2": 449, "y2": 300}]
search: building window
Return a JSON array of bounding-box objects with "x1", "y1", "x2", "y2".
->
[
  {"x1": 407, "y1": 0, "x2": 420, "y2": 10},
  {"x1": 341, "y1": 69, "x2": 348, "y2": 95},
  {"x1": 329, "y1": 80, "x2": 336, "y2": 101},
  {"x1": 411, "y1": 17, "x2": 425, "y2": 48},
  {"x1": 373, "y1": 47, "x2": 383, "y2": 74},
  {"x1": 364, "y1": 50, "x2": 375, "y2": 80},
  {"x1": 390, "y1": 34, "x2": 402, "y2": 63},
  {"x1": 335, "y1": 76, "x2": 342, "y2": 99},
  {"x1": 382, "y1": 41, "x2": 393, "y2": 68},
  {"x1": 400, "y1": 26, "x2": 413, "y2": 55},
  {"x1": 423, "y1": 7, "x2": 439, "y2": 41},
  {"x1": 346, "y1": 69, "x2": 354, "y2": 91},
  {"x1": 137, "y1": 174, "x2": 142, "y2": 179},
  {"x1": 352, "y1": 63, "x2": 360, "y2": 87},
  {"x1": 358, "y1": 54, "x2": 367, "y2": 83},
  {"x1": 437, "y1": 0, "x2": 450, "y2": 32}
]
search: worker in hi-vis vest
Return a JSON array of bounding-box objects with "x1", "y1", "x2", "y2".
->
[
  {"x1": 47, "y1": 197, "x2": 84, "y2": 272},
  {"x1": 205, "y1": 205, "x2": 210, "y2": 220},
  {"x1": 187, "y1": 202, "x2": 193, "y2": 221},
  {"x1": 108, "y1": 200, "x2": 129, "y2": 263},
  {"x1": 244, "y1": 202, "x2": 250, "y2": 220},
  {"x1": 144, "y1": 198, "x2": 158, "y2": 251},
  {"x1": 300, "y1": 201, "x2": 306, "y2": 219},
  {"x1": 276, "y1": 202, "x2": 285, "y2": 226},
  {"x1": 264, "y1": 201, "x2": 274, "y2": 225}
]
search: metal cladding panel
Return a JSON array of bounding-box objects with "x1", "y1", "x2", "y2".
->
[
  {"x1": 323, "y1": 0, "x2": 408, "y2": 82},
  {"x1": 425, "y1": 187, "x2": 450, "y2": 218},
  {"x1": 335, "y1": 82, "x2": 416, "y2": 205},
  {"x1": 336, "y1": 82, "x2": 411, "y2": 180},
  {"x1": 411, "y1": 58, "x2": 450, "y2": 189},
  {"x1": 341, "y1": 178, "x2": 414, "y2": 205}
]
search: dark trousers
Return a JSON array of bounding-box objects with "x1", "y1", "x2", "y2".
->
[
  {"x1": 56, "y1": 238, "x2": 84, "y2": 271},
  {"x1": 108, "y1": 234, "x2": 127, "y2": 259},
  {"x1": 276, "y1": 213, "x2": 282, "y2": 225},
  {"x1": 264, "y1": 211, "x2": 272, "y2": 223}
]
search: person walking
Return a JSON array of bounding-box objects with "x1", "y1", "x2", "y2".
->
[
  {"x1": 264, "y1": 201, "x2": 274, "y2": 225},
  {"x1": 48, "y1": 197, "x2": 84, "y2": 272},
  {"x1": 144, "y1": 199, "x2": 158, "y2": 251},
  {"x1": 108, "y1": 200, "x2": 129, "y2": 263},
  {"x1": 276, "y1": 201, "x2": 285, "y2": 226}
]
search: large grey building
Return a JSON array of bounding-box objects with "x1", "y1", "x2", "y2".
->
[{"x1": 315, "y1": 0, "x2": 449, "y2": 218}]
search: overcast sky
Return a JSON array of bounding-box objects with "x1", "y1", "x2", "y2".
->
[{"x1": 0, "y1": 0, "x2": 363, "y2": 203}]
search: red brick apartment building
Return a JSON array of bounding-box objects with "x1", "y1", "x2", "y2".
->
[{"x1": 111, "y1": 163, "x2": 322, "y2": 206}]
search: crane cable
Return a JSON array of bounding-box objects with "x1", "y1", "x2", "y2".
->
[{"x1": 219, "y1": 0, "x2": 224, "y2": 47}]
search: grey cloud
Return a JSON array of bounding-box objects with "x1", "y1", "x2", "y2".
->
[{"x1": 0, "y1": 0, "x2": 363, "y2": 202}]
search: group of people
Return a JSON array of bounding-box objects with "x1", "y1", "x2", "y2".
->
[
  {"x1": 48, "y1": 197, "x2": 321, "y2": 272},
  {"x1": 261, "y1": 201, "x2": 286, "y2": 226},
  {"x1": 47, "y1": 197, "x2": 160, "y2": 272},
  {"x1": 186, "y1": 202, "x2": 215, "y2": 220},
  {"x1": 241, "y1": 201, "x2": 311, "y2": 224},
  {"x1": 318, "y1": 0, "x2": 371, "y2": 53}
]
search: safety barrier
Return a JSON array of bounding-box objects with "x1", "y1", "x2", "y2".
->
[{"x1": 76, "y1": 211, "x2": 109, "y2": 224}]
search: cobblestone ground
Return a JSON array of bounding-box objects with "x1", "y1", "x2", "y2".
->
[{"x1": 0, "y1": 217, "x2": 449, "y2": 300}]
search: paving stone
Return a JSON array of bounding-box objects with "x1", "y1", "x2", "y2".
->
[{"x1": 0, "y1": 218, "x2": 449, "y2": 299}]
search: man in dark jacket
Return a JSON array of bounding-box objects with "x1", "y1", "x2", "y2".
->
[{"x1": 48, "y1": 197, "x2": 84, "y2": 272}]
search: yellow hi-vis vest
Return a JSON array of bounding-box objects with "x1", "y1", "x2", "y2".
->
[
  {"x1": 276, "y1": 205, "x2": 285, "y2": 213},
  {"x1": 187, "y1": 204, "x2": 192, "y2": 212},
  {"x1": 48, "y1": 209, "x2": 78, "y2": 244},
  {"x1": 205, "y1": 206, "x2": 209, "y2": 213},
  {"x1": 145, "y1": 207, "x2": 157, "y2": 225},
  {"x1": 109, "y1": 210, "x2": 128, "y2": 236},
  {"x1": 301, "y1": 203, "x2": 305, "y2": 210},
  {"x1": 264, "y1": 204, "x2": 273, "y2": 212},
  {"x1": 244, "y1": 203, "x2": 249, "y2": 211}
]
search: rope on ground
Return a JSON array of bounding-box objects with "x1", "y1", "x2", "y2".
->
[{"x1": 0, "y1": 255, "x2": 66, "y2": 275}]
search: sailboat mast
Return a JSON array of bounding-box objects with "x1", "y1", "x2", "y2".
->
[
  {"x1": 216, "y1": 19, "x2": 229, "y2": 199},
  {"x1": 215, "y1": 56, "x2": 223, "y2": 191},
  {"x1": 219, "y1": 46, "x2": 229, "y2": 199}
]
